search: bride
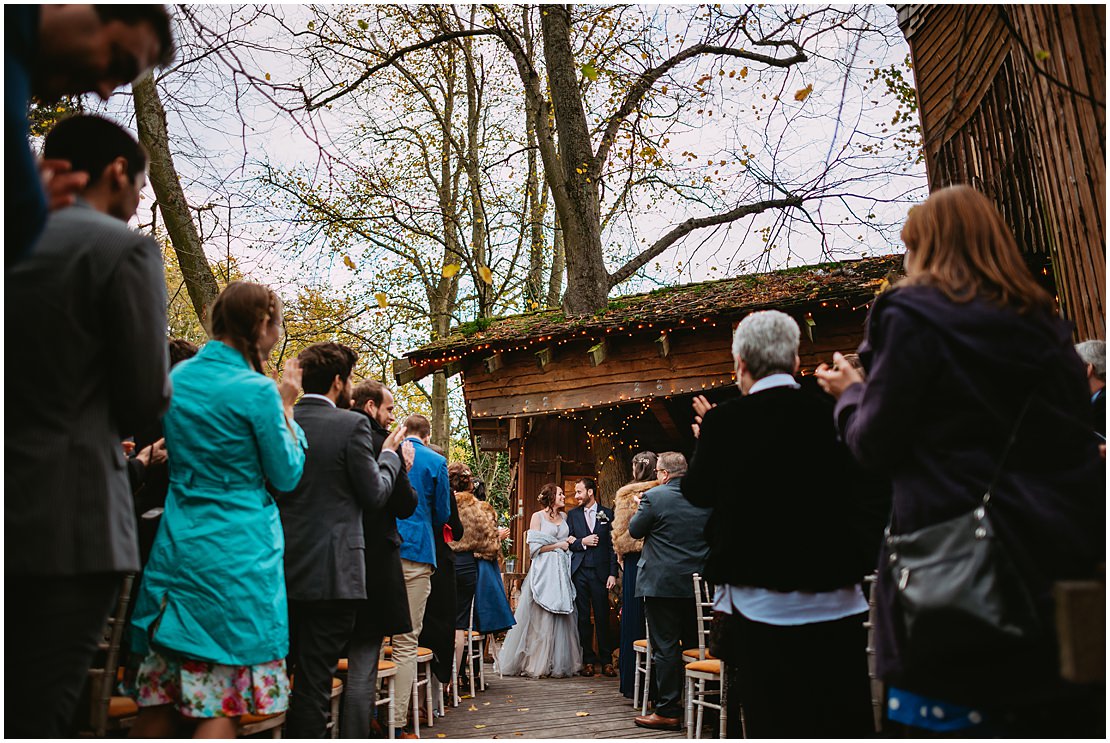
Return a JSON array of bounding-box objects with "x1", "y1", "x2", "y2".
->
[{"x1": 498, "y1": 483, "x2": 583, "y2": 678}]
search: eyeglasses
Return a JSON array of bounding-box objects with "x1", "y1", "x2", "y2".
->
[{"x1": 655, "y1": 468, "x2": 668, "y2": 474}]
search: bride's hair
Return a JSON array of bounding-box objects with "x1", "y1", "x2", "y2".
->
[{"x1": 538, "y1": 482, "x2": 560, "y2": 509}]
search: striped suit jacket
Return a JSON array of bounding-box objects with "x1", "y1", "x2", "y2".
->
[{"x1": 5, "y1": 199, "x2": 170, "y2": 576}]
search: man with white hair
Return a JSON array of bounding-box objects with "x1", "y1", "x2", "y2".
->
[
  {"x1": 1074, "y1": 340, "x2": 1105, "y2": 437},
  {"x1": 681, "y1": 310, "x2": 887, "y2": 738}
]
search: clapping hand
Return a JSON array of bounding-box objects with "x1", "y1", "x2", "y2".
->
[
  {"x1": 691, "y1": 394, "x2": 715, "y2": 439},
  {"x1": 278, "y1": 357, "x2": 302, "y2": 407},
  {"x1": 41, "y1": 158, "x2": 88, "y2": 211},
  {"x1": 814, "y1": 352, "x2": 864, "y2": 400},
  {"x1": 400, "y1": 440, "x2": 415, "y2": 470},
  {"x1": 383, "y1": 424, "x2": 409, "y2": 454}
]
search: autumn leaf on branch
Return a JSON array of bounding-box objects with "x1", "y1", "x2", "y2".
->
[
  {"x1": 374, "y1": 292, "x2": 388, "y2": 308},
  {"x1": 442, "y1": 264, "x2": 461, "y2": 278},
  {"x1": 794, "y1": 84, "x2": 814, "y2": 101},
  {"x1": 343, "y1": 254, "x2": 356, "y2": 270},
  {"x1": 478, "y1": 266, "x2": 493, "y2": 284}
]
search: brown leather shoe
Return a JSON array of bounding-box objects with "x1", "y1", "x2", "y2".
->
[
  {"x1": 398, "y1": 732, "x2": 420, "y2": 740},
  {"x1": 602, "y1": 663, "x2": 617, "y2": 677},
  {"x1": 635, "y1": 713, "x2": 682, "y2": 731},
  {"x1": 581, "y1": 663, "x2": 595, "y2": 677}
]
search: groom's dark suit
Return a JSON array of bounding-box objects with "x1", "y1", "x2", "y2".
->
[
  {"x1": 279, "y1": 396, "x2": 402, "y2": 738},
  {"x1": 567, "y1": 503, "x2": 619, "y2": 669}
]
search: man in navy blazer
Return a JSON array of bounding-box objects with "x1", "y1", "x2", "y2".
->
[{"x1": 567, "y1": 477, "x2": 619, "y2": 676}]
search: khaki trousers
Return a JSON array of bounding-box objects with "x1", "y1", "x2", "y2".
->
[{"x1": 392, "y1": 559, "x2": 433, "y2": 729}]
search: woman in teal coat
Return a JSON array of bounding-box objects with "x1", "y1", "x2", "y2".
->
[{"x1": 130, "y1": 282, "x2": 306, "y2": 738}]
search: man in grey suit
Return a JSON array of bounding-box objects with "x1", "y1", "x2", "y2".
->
[
  {"x1": 278, "y1": 342, "x2": 414, "y2": 738},
  {"x1": 628, "y1": 452, "x2": 712, "y2": 731},
  {"x1": 5, "y1": 115, "x2": 170, "y2": 737}
]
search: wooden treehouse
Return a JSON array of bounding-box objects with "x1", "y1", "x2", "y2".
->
[
  {"x1": 896, "y1": 4, "x2": 1106, "y2": 340},
  {"x1": 396, "y1": 255, "x2": 900, "y2": 576}
]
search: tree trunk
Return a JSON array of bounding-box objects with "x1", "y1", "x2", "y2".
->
[
  {"x1": 133, "y1": 72, "x2": 220, "y2": 333},
  {"x1": 547, "y1": 207, "x2": 565, "y2": 308},
  {"x1": 581, "y1": 413, "x2": 630, "y2": 510},
  {"x1": 541, "y1": 6, "x2": 609, "y2": 316}
]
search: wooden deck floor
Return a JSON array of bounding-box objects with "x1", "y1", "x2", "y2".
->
[{"x1": 424, "y1": 664, "x2": 682, "y2": 739}]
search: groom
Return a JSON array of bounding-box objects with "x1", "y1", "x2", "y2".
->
[{"x1": 568, "y1": 477, "x2": 619, "y2": 677}]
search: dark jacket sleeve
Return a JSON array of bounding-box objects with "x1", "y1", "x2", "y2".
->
[
  {"x1": 627, "y1": 492, "x2": 655, "y2": 540},
  {"x1": 347, "y1": 416, "x2": 400, "y2": 514},
  {"x1": 447, "y1": 491, "x2": 464, "y2": 541},
  {"x1": 682, "y1": 405, "x2": 728, "y2": 509},
  {"x1": 389, "y1": 467, "x2": 418, "y2": 520},
  {"x1": 127, "y1": 456, "x2": 146, "y2": 495},
  {"x1": 608, "y1": 508, "x2": 619, "y2": 577},
  {"x1": 567, "y1": 509, "x2": 586, "y2": 552},
  {"x1": 834, "y1": 299, "x2": 941, "y2": 470},
  {"x1": 105, "y1": 236, "x2": 170, "y2": 437}
]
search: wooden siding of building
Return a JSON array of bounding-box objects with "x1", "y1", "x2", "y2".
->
[
  {"x1": 900, "y1": 5, "x2": 1106, "y2": 340},
  {"x1": 462, "y1": 310, "x2": 868, "y2": 419}
]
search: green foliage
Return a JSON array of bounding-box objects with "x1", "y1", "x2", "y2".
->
[
  {"x1": 866, "y1": 54, "x2": 923, "y2": 163},
  {"x1": 27, "y1": 96, "x2": 84, "y2": 140}
]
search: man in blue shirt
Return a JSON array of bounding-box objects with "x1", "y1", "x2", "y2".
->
[{"x1": 392, "y1": 414, "x2": 450, "y2": 737}]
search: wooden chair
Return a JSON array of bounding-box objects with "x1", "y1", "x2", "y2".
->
[
  {"x1": 238, "y1": 712, "x2": 286, "y2": 738},
  {"x1": 86, "y1": 573, "x2": 138, "y2": 737},
  {"x1": 463, "y1": 600, "x2": 487, "y2": 699},
  {"x1": 684, "y1": 574, "x2": 725, "y2": 739},
  {"x1": 375, "y1": 659, "x2": 397, "y2": 740},
  {"x1": 863, "y1": 572, "x2": 884, "y2": 734},
  {"x1": 383, "y1": 645, "x2": 434, "y2": 736},
  {"x1": 683, "y1": 575, "x2": 716, "y2": 665},
  {"x1": 632, "y1": 619, "x2": 652, "y2": 714}
]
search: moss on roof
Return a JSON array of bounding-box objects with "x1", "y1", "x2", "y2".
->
[{"x1": 406, "y1": 254, "x2": 900, "y2": 361}]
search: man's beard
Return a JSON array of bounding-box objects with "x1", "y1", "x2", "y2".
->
[{"x1": 336, "y1": 388, "x2": 352, "y2": 409}]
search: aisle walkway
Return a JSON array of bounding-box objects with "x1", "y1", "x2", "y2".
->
[{"x1": 427, "y1": 665, "x2": 681, "y2": 739}]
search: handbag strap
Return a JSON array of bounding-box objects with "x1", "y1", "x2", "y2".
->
[{"x1": 982, "y1": 390, "x2": 1037, "y2": 507}]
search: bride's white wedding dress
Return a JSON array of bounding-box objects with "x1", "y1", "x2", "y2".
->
[{"x1": 498, "y1": 514, "x2": 583, "y2": 678}]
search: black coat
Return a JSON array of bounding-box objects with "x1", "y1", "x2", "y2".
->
[
  {"x1": 419, "y1": 489, "x2": 465, "y2": 682},
  {"x1": 835, "y1": 285, "x2": 1104, "y2": 705},
  {"x1": 279, "y1": 398, "x2": 402, "y2": 601},
  {"x1": 567, "y1": 504, "x2": 619, "y2": 577},
  {"x1": 628, "y1": 478, "x2": 711, "y2": 599},
  {"x1": 353, "y1": 413, "x2": 418, "y2": 638},
  {"x1": 682, "y1": 385, "x2": 889, "y2": 592}
]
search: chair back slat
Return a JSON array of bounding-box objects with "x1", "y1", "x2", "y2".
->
[
  {"x1": 692, "y1": 573, "x2": 714, "y2": 661},
  {"x1": 88, "y1": 573, "x2": 136, "y2": 736}
]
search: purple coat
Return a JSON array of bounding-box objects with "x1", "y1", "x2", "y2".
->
[{"x1": 835, "y1": 285, "x2": 1104, "y2": 706}]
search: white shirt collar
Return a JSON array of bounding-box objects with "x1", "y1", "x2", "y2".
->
[
  {"x1": 301, "y1": 393, "x2": 336, "y2": 408},
  {"x1": 748, "y1": 373, "x2": 801, "y2": 395}
]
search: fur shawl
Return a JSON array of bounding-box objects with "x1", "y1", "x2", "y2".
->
[
  {"x1": 451, "y1": 491, "x2": 500, "y2": 561},
  {"x1": 612, "y1": 479, "x2": 659, "y2": 557}
]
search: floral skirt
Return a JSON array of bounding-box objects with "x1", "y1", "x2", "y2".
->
[{"x1": 130, "y1": 649, "x2": 290, "y2": 719}]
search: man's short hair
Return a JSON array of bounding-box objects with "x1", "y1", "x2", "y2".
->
[
  {"x1": 657, "y1": 451, "x2": 687, "y2": 477},
  {"x1": 94, "y1": 5, "x2": 176, "y2": 66},
  {"x1": 404, "y1": 414, "x2": 432, "y2": 441},
  {"x1": 43, "y1": 115, "x2": 148, "y2": 183},
  {"x1": 577, "y1": 477, "x2": 596, "y2": 494},
  {"x1": 168, "y1": 338, "x2": 198, "y2": 368},
  {"x1": 352, "y1": 379, "x2": 387, "y2": 410},
  {"x1": 732, "y1": 310, "x2": 800, "y2": 380},
  {"x1": 297, "y1": 342, "x2": 357, "y2": 395},
  {"x1": 1075, "y1": 340, "x2": 1106, "y2": 381}
]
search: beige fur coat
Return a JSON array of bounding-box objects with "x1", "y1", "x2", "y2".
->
[
  {"x1": 451, "y1": 490, "x2": 500, "y2": 561},
  {"x1": 611, "y1": 479, "x2": 659, "y2": 557}
]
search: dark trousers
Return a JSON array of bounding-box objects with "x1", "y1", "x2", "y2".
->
[
  {"x1": 5, "y1": 573, "x2": 121, "y2": 738},
  {"x1": 644, "y1": 597, "x2": 698, "y2": 719},
  {"x1": 338, "y1": 620, "x2": 383, "y2": 739},
  {"x1": 723, "y1": 610, "x2": 873, "y2": 738},
  {"x1": 287, "y1": 600, "x2": 359, "y2": 738},
  {"x1": 573, "y1": 564, "x2": 612, "y2": 665}
]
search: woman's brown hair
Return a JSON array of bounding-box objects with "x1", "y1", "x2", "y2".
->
[
  {"x1": 538, "y1": 482, "x2": 560, "y2": 509},
  {"x1": 448, "y1": 462, "x2": 473, "y2": 494},
  {"x1": 900, "y1": 185, "x2": 1053, "y2": 314},
  {"x1": 209, "y1": 281, "x2": 283, "y2": 373}
]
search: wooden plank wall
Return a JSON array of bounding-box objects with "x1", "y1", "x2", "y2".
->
[
  {"x1": 906, "y1": 5, "x2": 1105, "y2": 340},
  {"x1": 462, "y1": 310, "x2": 869, "y2": 419}
]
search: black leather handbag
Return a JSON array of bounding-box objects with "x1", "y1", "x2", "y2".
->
[{"x1": 885, "y1": 395, "x2": 1042, "y2": 680}]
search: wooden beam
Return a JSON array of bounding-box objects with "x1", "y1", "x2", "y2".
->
[
  {"x1": 484, "y1": 353, "x2": 503, "y2": 374},
  {"x1": 655, "y1": 332, "x2": 670, "y2": 358},
  {"x1": 392, "y1": 357, "x2": 418, "y2": 387},
  {"x1": 534, "y1": 347, "x2": 552, "y2": 371},
  {"x1": 444, "y1": 360, "x2": 463, "y2": 378},
  {"x1": 650, "y1": 399, "x2": 683, "y2": 442},
  {"x1": 587, "y1": 338, "x2": 608, "y2": 367}
]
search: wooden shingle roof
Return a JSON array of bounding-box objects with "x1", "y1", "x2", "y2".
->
[{"x1": 405, "y1": 254, "x2": 901, "y2": 365}]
